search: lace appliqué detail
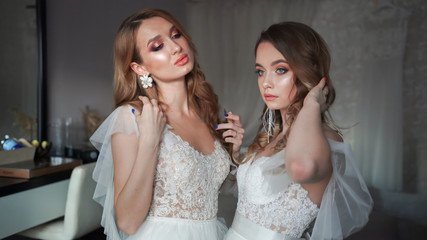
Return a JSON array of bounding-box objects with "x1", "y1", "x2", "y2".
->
[
  {"x1": 148, "y1": 130, "x2": 230, "y2": 220},
  {"x1": 236, "y1": 155, "x2": 319, "y2": 238}
]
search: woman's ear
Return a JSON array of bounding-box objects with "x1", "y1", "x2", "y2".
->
[{"x1": 130, "y1": 62, "x2": 149, "y2": 76}]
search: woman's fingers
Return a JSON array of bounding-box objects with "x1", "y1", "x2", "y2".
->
[
  {"x1": 224, "y1": 112, "x2": 243, "y2": 127},
  {"x1": 216, "y1": 122, "x2": 245, "y2": 134},
  {"x1": 150, "y1": 98, "x2": 159, "y2": 108},
  {"x1": 323, "y1": 87, "x2": 329, "y2": 96},
  {"x1": 216, "y1": 112, "x2": 245, "y2": 149},
  {"x1": 222, "y1": 129, "x2": 243, "y2": 139},
  {"x1": 135, "y1": 97, "x2": 166, "y2": 137},
  {"x1": 138, "y1": 96, "x2": 161, "y2": 114},
  {"x1": 317, "y1": 77, "x2": 329, "y2": 96},
  {"x1": 318, "y1": 77, "x2": 326, "y2": 88},
  {"x1": 304, "y1": 77, "x2": 329, "y2": 111},
  {"x1": 139, "y1": 96, "x2": 151, "y2": 105},
  {"x1": 311, "y1": 78, "x2": 326, "y2": 94},
  {"x1": 216, "y1": 112, "x2": 245, "y2": 155}
]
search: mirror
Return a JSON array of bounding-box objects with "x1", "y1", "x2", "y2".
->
[{"x1": 0, "y1": 0, "x2": 46, "y2": 143}]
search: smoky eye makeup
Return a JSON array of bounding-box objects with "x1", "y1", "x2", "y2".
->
[
  {"x1": 147, "y1": 27, "x2": 181, "y2": 52},
  {"x1": 276, "y1": 67, "x2": 289, "y2": 74},
  {"x1": 255, "y1": 69, "x2": 265, "y2": 76},
  {"x1": 150, "y1": 41, "x2": 164, "y2": 52},
  {"x1": 171, "y1": 28, "x2": 182, "y2": 39}
]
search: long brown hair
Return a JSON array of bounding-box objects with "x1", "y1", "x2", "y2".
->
[
  {"x1": 113, "y1": 8, "x2": 221, "y2": 140},
  {"x1": 246, "y1": 21, "x2": 337, "y2": 159}
]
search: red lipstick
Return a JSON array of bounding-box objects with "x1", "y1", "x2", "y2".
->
[
  {"x1": 264, "y1": 93, "x2": 277, "y2": 101},
  {"x1": 175, "y1": 54, "x2": 189, "y2": 66}
]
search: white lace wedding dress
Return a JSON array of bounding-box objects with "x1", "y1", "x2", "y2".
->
[
  {"x1": 90, "y1": 105, "x2": 231, "y2": 240},
  {"x1": 225, "y1": 140, "x2": 373, "y2": 240}
]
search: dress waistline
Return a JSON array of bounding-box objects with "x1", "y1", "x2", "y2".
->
[
  {"x1": 229, "y1": 213, "x2": 307, "y2": 240},
  {"x1": 145, "y1": 216, "x2": 218, "y2": 224}
]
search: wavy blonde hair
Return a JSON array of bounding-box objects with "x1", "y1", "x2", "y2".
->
[
  {"x1": 113, "y1": 8, "x2": 223, "y2": 141},
  {"x1": 242, "y1": 22, "x2": 337, "y2": 163}
]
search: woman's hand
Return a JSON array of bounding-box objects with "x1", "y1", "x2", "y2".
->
[
  {"x1": 304, "y1": 77, "x2": 329, "y2": 112},
  {"x1": 286, "y1": 77, "x2": 332, "y2": 185},
  {"x1": 134, "y1": 96, "x2": 166, "y2": 145},
  {"x1": 215, "y1": 112, "x2": 245, "y2": 159},
  {"x1": 113, "y1": 96, "x2": 165, "y2": 234}
]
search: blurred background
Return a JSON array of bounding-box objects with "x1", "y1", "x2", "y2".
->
[{"x1": 1, "y1": 0, "x2": 426, "y2": 239}]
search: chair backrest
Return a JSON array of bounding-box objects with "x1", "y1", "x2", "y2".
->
[{"x1": 63, "y1": 162, "x2": 103, "y2": 239}]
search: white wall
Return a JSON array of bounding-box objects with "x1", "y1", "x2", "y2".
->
[{"x1": 44, "y1": 0, "x2": 427, "y2": 195}]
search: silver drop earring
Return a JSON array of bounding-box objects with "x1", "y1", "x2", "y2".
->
[{"x1": 262, "y1": 108, "x2": 275, "y2": 143}]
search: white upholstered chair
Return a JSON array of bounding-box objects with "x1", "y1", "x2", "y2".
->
[{"x1": 18, "y1": 162, "x2": 103, "y2": 240}]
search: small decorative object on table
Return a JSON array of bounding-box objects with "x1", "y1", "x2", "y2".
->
[
  {"x1": 1, "y1": 135, "x2": 24, "y2": 150},
  {"x1": 0, "y1": 135, "x2": 52, "y2": 164},
  {"x1": 30, "y1": 139, "x2": 52, "y2": 159}
]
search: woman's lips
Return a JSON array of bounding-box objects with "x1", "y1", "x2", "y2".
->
[
  {"x1": 264, "y1": 93, "x2": 277, "y2": 101},
  {"x1": 175, "y1": 54, "x2": 189, "y2": 66}
]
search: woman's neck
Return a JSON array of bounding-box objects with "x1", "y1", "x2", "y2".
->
[
  {"x1": 280, "y1": 109, "x2": 291, "y2": 133},
  {"x1": 157, "y1": 78, "x2": 190, "y2": 115}
]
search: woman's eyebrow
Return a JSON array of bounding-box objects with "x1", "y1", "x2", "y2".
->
[
  {"x1": 146, "y1": 25, "x2": 176, "y2": 47},
  {"x1": 271, "y1": 59, "x2": 287, "y2": 66}
]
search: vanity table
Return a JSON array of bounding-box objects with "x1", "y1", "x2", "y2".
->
[{"x1": 0, "y1": 158, "x2": 82, "y2": 238}]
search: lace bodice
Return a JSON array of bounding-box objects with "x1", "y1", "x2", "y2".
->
[
  {"x1": 92, "y1": 106, "x2": 372, "y2": 239},
  {"x1": 90, "y1": 105, "x2": 231, "y2": 239},
  {"x1": 148, "y1": 128, "x2": 230, "y2": 220},
  {"x1": 236, "y1": 150, "x2": 319, "y2": 238}
]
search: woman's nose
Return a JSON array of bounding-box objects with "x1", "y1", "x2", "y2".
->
[
  {"x1": 263, "y1": 75, "x2": 272, "y2": 88},
  {"x1": 169, "y1": 39, "x2": 182, "y2": 55}
]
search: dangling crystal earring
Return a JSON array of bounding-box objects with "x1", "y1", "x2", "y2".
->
[
  {"x1": 140, "y1": 74, "x2": 153, "y2": 88},
  {"x1": 262, "y1": 108, "x2": 275, "y2": 143}
]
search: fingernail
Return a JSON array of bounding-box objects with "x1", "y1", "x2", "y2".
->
[
  {"x1": 131, "y1": 108, "x2": 135, "y2": 114},
  {"x1": 324, "y1": 77, "x2": 327, "y2": 80},
  {"x1": 214, "y1": 125, "x2": 218, "y2": 129},
  {"x1": 224, "y1": 113, "x2": 229, "y2": 117}
]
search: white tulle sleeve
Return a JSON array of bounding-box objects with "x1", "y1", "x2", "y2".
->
[
  {"x1": 90, "y1": 105, "x2": 138, "y2": 240},
  {"x1": 310, "y1": 140, "x2": 374, "y2": 240}
]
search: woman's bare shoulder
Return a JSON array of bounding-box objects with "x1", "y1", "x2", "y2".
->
[{"x1": 322, "y1": 124, "x2": 343, "y2": 142}]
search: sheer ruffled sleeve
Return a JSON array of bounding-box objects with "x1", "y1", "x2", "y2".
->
[
  {"x1": 311, "y1": 140, "x2": 373, "y2": 240},
  {"x1": 90, "y1": 105, "x2": 138, "y2": 240}
]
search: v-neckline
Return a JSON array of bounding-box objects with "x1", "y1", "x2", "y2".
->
[
  {"x1": 166, "y1": 125, "x2": 217, "y2": 156},
  {"x1": 250, "y1": 148, "x2": 285, "y2": 166}
]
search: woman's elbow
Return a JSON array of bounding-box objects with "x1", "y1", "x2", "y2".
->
[
  {"x1": 287, "y1": 158, "x2": 317, "y2": 183},
  {"x1": 116, "y1": 215, "x2": 138, "y2": 235},
  {"x1": 287, "y1": 156, "x2": 332, "y2": 183},
  {"x1": 116, "y1": 210, "x2": 147, "y2": 235}
]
